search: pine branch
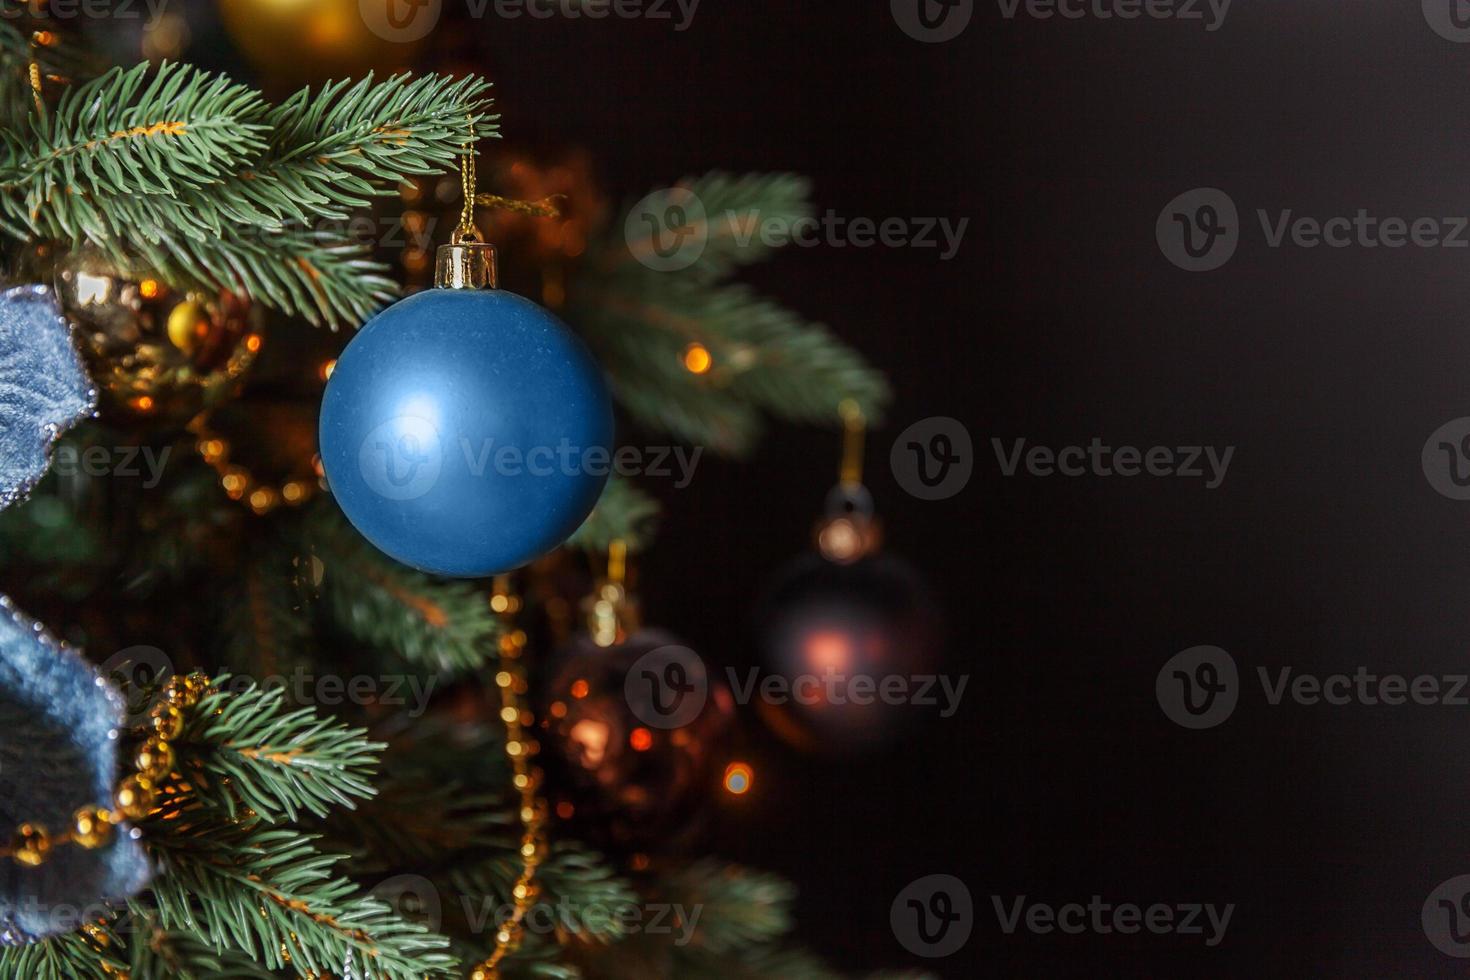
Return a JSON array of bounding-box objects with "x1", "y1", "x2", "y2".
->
[
  {"x1": 0, "y1": 65, "x2": 494, "y2": 327},
  {"x1": 444, "y1": 843, "x2": 639, "y2": 945},
  {"x1": 0, "y1": 921, "x2": 125, "y2": 980},
  {"x1": 0, "y1": 61, "x2": 267, "y2": 203},
  {"x1": 575, "y1": 172, "x2": 891, "y2": 455},
  {"x1": 657, "y1": 860, "x2": 796, "y2": 955},
  {"x1": 0, "y1": 18, "x2": 96, "y2": 130},
  {"x1": 564, "y1": 476, "x2": 661, "y2": 553},
  {"x1": 178, "y1": 676, "x2": 382, "y2": 824},
  {"x1": 247, "y1": 73, "x2": 498, "y2": 220},
  {"x1": 616, "y1": 172, "x2": 814, "y2": 282},
  {"x1": 327, "y1": 779, "x2": 511, "y2": 875},
  {"x1": 125, "y1": 916, "x2": 279, "y2": 980},
  {"x1": 144, "y1": 805, "x2": 457, "y2": 980},
  {"x1": 306, "y1": 503, "x2": 503, "y2": 673}
]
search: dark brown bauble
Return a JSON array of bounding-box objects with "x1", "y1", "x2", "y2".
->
[
  {"x1": 540, "y1": 629, "x2": 734, "y2": 854},
  {"x1": 26, "y1": 246, "x2": 261, "y2": 429},
  {"x1": 752, "y1": 551, "x2": 942, "y2": 754}
]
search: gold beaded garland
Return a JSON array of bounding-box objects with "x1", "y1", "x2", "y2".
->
[
  {"x1": 113, "y1": 775, "x2": 156, "y2": 822},
  {"x1": 11, "y1": 824, "x2": 50, "y2": 866},
  {"x1": 2, "y1": 672, "x2": 209, "y2": 866},
  {"x1": 471, "y1": 579, "x2": 548, "y2": 980},
  {"x1": 150, "y1": 704, "x2": 184, "y2": 740},
  {"x1": 72, "y1": 807, "x2": 114, "y2": 849},
  {"x1": 134, "y1": 738, "x2": 175, "y2": 782}
]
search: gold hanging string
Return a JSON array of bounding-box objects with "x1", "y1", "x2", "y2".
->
[
  {"x1": 838, "y1": 398, "x2": 866, "y2": 488},
  {"x1": 474, "y1": 193, "x2": 564, "y2": 218},
  {"x1": 456, "y1": 149, "x2": 479, "y2": 243},
  {"x1": 606, "y1": 538, "x2": 627, "y2": 586}
]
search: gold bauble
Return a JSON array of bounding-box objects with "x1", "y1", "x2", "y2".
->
[
  {"x1": 114, "y1": 775, "x2": 156, "y2": 821},
  {"x1": 28, "y1": 245, "x2": 262, "y2": 428},
  {"x1": 135, "y1": 738, "x2": 176, "y2": 782},
  {"x1": 11, "y1": 824, "x2": 50, "y2": 867},
  {"x1": 218, "y1": 0, "x2": 428, "y2": 93},
  {"x1": 72, "y1": 807, "x2": 114, "y2": 850}
]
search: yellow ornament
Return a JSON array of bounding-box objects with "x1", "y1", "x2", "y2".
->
[{"x1": 218, "y1": 0, "x2": 429, "y2": 93}]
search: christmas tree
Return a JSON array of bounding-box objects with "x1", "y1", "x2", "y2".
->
[{"x1": 0, "y1": 9, "x2": 912, "y2": 979}]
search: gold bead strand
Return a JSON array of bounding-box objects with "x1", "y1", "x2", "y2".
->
[
  {"x1": 471, "y1": 579, "x2": 547, "y2": 980},
  {"x1": 1, "y1": 672, "x2": 208, "y2": 866}
]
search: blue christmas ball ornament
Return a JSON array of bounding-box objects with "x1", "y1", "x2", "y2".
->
[{"x1": 319, "y1": 241, "x2": 613, "y2": 578}]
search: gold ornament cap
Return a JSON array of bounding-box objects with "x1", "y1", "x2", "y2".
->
[{"x1": 436, "y1": 232, "x2": 499, "y2": 290}]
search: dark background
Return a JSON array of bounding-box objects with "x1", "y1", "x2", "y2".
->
[{"x1": 184, "y1": 1, "x2": 1470, "y2": 976}]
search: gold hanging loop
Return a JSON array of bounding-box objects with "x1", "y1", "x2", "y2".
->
[{"x1": 838, "y1": 398, "x2": 866, "y2": 488}]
